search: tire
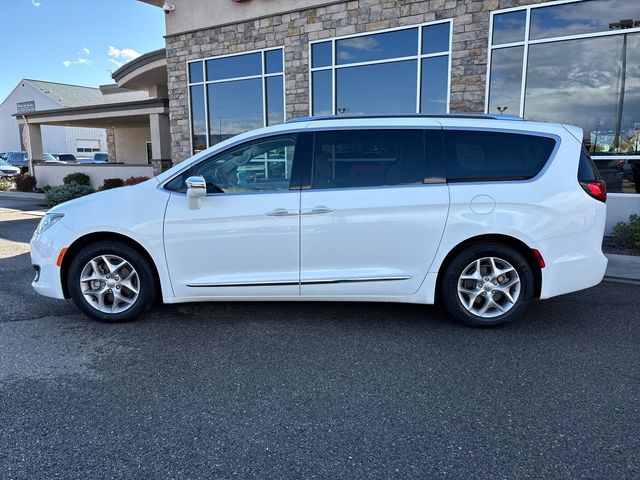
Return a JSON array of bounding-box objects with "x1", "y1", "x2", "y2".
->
[
  {"x1": 67, "y1": 241, "x2": 157, "y2": 322},
  {"x1": 441, "y1": 242, "x2": 534, "y2": 327}
]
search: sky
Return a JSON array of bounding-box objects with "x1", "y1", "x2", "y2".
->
[{"x1": 0, "y1": 0, "x2": 165, "y2": 100}]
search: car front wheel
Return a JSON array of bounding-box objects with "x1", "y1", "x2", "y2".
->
[
  {"x1": 67, "y1": 241, "x2": 156, "y2": 322},
  {"x1": 441, "y1": 243, "x2": 534, "y2": 327}
]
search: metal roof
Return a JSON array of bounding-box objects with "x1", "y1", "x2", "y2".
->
[
  {"x1": 287, "y1": 114, "x2": 525, "y2": 123},
  {"x1": 23, "y1": 79, "x2": 103, "y2": 108}
]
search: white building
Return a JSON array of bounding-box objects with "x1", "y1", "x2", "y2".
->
[{"x1": 0, "y1": 79, "x2": 106, "y2": 155}]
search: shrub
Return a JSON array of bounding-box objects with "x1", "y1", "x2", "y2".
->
[
  {"x1": 124, "y1": 176, "x2": 150, "y2": 186},
  {"x1": 0, "y1": 178, "x2": 14, "y2": 191},
  {"x1": 15, "y1": 174, "x2": 37, "y2": 192},
  {"x1": 101, "y1": 178, "x2": 125, "y2": 190},
  {"x1": 613, "y1": 214, "x2": 640, "y2": 251},
  {"x1": 20, "y1": 166, "x2": 29, "y2": 175},
  {"x1": 45, "y1": 183, "x2": 94, "y2": 207},
  {"x1": 41, "y1": 185, "x2": 52, "y2": 193},
  {"x1": 63, "y1": 172, "x2": 91, "y2": 186}
]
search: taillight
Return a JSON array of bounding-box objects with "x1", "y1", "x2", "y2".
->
[{"x1": 580, "y1": 180, "x2": 606, "y2": 203}]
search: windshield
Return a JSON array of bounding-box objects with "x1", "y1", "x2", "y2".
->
[
  {"x1": 0, "y1": 159, "x2": 10, "y2": 167},
  {"x1": 43, "y1": 153, "x2": 57, "y2": 162}
]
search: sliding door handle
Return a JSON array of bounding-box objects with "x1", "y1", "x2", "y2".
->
[
  {"x1": 301, "y1": 205, "x2": 335, "y2": 215},
  {"x1": 266, "y1": 208, "x2": 298, "y2": 217}
]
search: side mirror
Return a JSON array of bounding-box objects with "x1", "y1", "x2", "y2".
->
[{"x1": 186, "y1": 175, "x2": 206, "y2": 210}]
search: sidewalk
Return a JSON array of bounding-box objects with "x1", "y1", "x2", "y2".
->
[
  {"x1": 0, "y1": 191, "x2": 46, "y2": 200},
  {"x1": 605, "y1": 254, "x2": 640, "y2": 284}
]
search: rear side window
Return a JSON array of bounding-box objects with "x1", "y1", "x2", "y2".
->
[
  {"x1": 444, "y1": 130, "x2": 556, "y2": 181},
  {"x1": 577, "y1": 147, "x2": 601, "y2": 181},
  {"x1": 311, "y1": 129, "x2": 424, "y2": 189}
]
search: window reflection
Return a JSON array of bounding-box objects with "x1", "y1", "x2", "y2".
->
[
  {"x1": 189, "y1": 61, "x2": 204, "y2": 83},
  {"x1": 207, "y1": 79, "x2": 263, "y2": 145},
  {"x1": 530, "y1": 0, "x2": 640, "y2": 40},
  {"x1": 422, "y1": 23, "x2": 450, "y2": 54},
  {"x1": 266, "y1": 76, "x2": 284, "y2": 126},
  {"x1": 488, "y1": 46, "x2": 523, "y2": 115},
  {"x1": 421, "y1": 56, "x2": 448, "y2": 114},
  {"x1": 312, "y1": 70, "x2": 332, "y2": 115},
  {"x1": 206, "y1": 52, "x2": 261, "y2": 81},
  {"x1": 336, "y1": 28, "x2": 418, "y2": 64},
  {"x1": 312, "y1": 42, "x2": 332, "y2": 68},
  {"x1": 492, "y1": 11, "x2": 526, "y2": 45},
  {"x1": 190, "y1": 85, "x2": 207, "y2": 153},
  {"x1": 336, "y1": 61, "x2": 417, "y2": 115},
  {"x1": 264, "y1": 49, "x2": 283, "y2": 74}
]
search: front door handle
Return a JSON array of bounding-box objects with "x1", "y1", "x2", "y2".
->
[
  {"x1": 266, "y1": 208, "x2": 298, "y2": 217},
  {"x1": 301, "y1": 205, "x2": 335, "y2": 215}
]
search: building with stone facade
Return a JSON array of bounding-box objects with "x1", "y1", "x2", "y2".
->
[{"x1": 141, "y1": 0, "x2": 639, "y2": 226}]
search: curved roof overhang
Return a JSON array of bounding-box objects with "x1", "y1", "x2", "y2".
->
[{"x1": 112, "y1": 49, "x2": 167, "y2": 91}]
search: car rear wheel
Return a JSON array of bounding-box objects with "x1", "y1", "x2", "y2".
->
[
  {"x1": 441, "y1": 243, "x2": 534, "y2": 327},
  {"x1": 68, "y1": 241, "x2": 156, "y2": 322}
]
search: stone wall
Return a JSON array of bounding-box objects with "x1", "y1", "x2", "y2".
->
[{"x1": 165, "y1": 0, "x2": 552, "y2": 164}]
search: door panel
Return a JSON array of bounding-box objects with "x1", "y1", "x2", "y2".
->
[
  {"x1": 163, "y1": 133, "x2": 303, "y2": 298},
  {"x1": 164, "y1": 191, "x2": 300, "y2": 298},
  {"x1": 300, "y1": 127, "x2": 449, "y2": 297},
  {"x1": 300, "y1": 185, "x2": 449, "y2": 296}
]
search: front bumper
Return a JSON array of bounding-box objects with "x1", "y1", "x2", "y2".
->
[{"x1": 30, "y1": 221, "x2": 74, "y2": 300}]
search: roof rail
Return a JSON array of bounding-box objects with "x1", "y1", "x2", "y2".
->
[{"x1": 286, "y1": 113, "x2": 525, "y2": 123}]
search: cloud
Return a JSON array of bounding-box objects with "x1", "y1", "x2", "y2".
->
[
  {"x1": 108, "y1": 45, "x2": 141, "y2": 62},
  {"x1": 81, "y1": 47, "x2": 90, "y2": 55},
  {"x1": 31, "y1": 0, "x2": 41, "y2": 6},
  {"x1": 63, "y1": 58, "x2": 91, "y2": 68}
]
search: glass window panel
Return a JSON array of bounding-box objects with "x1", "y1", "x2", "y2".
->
[
  {"x1": 264, "y1": 49, "x2": 283, "y2": 74},
  {"x1": 336, "y1": 28, "x2": 418, "y2": 65},
  {"x1": 488, "y1": 46, "x2": 524, "y2": 116},
  {"x1": 492, "y1": 11, "x2": 527, "y2": 45},
  {"x1": 422, "y1": 23, "x2": 450, "y2": 54},
  {"x1": 190, "y1": 85, "x2": 207, "y2": 153},
  {"x1": 336, "y1": 60, "x2": 417, "y2": 115},
  {"x1": 266, "y1": 75, "x2": 284, "y2": 126},
  {"x1": 167, "y1": 135, "x2": 297, "y2": 193},
  {"x1": 311, "y1": 130, "x2": 424, "y2": 189},
  {"x1": 312, "y1": 41, "x2": 332, "y2": 68},
  {"x1": 524, "y1": 36, "x2": 621, "y2": 156},
  {"x1": 312, "y1": 70, "x2": 333, "y2": 115},
  {"x1": 189, "y1": 61, "x2": 204, "y2": 84},
  {"x1": 444, "y1": 130, "x2": 556, "y2": 181},
  {"x1": 530, "y1": 0, "x2": 640, "y2": 40},
  {"x1": 206, "y1": 52, "x2": 261, "y2": 81},
  {"x1": 207, "y1": 78, "x2": 263, "y2": 145},
  {"x1": 420, "y1": 56, "x2": 449, "y2": 114}
]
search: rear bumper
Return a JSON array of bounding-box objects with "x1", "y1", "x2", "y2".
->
[{"x1": 536, "y1": 232, "x2": 607, "y2": 300}]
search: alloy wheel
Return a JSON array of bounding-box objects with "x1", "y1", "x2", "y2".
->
[
  {"x1": 79, "y1": 255, "x2": 140, "y2": 314},
  {"x1": 457, "y1": 256, "x2": 521, "y2": 319}
]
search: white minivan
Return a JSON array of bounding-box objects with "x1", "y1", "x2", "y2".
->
[{"x1": 30, "y1": 115, "x2": 608, "y2": 327}]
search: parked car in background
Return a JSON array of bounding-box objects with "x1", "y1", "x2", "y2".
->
[
  {"x1": 77, "y1": 153, "x2": 108, "y2": 164},
  {"x1": 52, "y1": 153, "x2": 77, "y2": 163},
  {"x1": 42, "y1": 153, "x2": 69, "y2": 164},
  {"x1": 30, "y1": 115, "x2": 608, "y2": 327},
  {"x1": 2, "y1": 151, "x2": 28, "y2": 168},
  {"x1": 0, "y1": 158, "x2": 20, "y2": 177}
]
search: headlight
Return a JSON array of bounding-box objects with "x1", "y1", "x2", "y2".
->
[{"x1": 35, "y1": 213, "x2": 64, "y2": 234}]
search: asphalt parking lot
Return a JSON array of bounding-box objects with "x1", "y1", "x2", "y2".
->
[{"x1": 1, "y1": 196, "x2": 639, "y2": 480}]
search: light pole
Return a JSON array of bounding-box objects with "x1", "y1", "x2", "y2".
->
[{"x1": 609, "y1": 19, "x2": 639, "y2": 151}]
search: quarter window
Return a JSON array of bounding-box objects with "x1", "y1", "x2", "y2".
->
[
  {"x1": 311, "y1": 130, "x2": 424, "y2": 189},
  {"x1": 443, "y1": 130, "x2": 556, "y2": 181},
  {"x1": 187, "y1": 48, "x2": 285, "y2": 154},
  {"x1": 310, "y1": 22, "x2": 452, "y2": 116},
  {"x1": 166, "y1": 134, "x2": 297, "y2": 194}
]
